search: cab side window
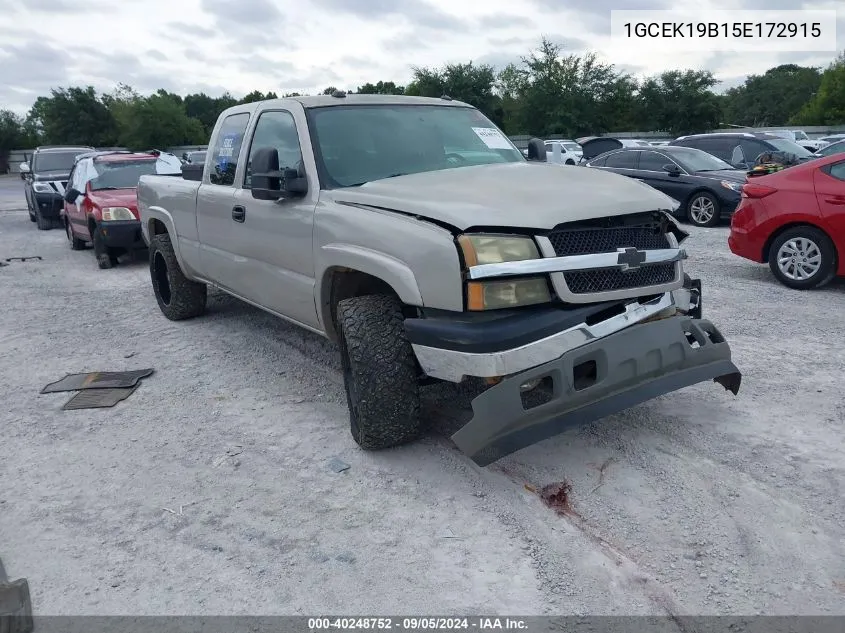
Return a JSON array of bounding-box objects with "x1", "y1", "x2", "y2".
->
[
  {"x1": 243, "y1": 110, "x2": 303, "y2": 189},
  {"x1": 740, "y1": 140, "x2": 767, "y2": 164},
  {"x1": 209, "y1": 113, "x2": 250, "y2": 186},
  {"x1": 604, "y1": 151, "x2": 637, "y2": 169}
]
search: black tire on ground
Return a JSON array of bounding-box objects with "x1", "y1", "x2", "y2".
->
[
  {"x1": 148, "y1": 233, "x2": 207, "y2": 320},
  {"x1": 686, "y1": 191, "x2": 721, "y2": 227},
  {"x1": 336, "y1": 294, "x2": 423, "y2": 450},
  {"x1": 767, "y1": 225, "x2": 837, "y2": 290},
  {"x1": 34, "y1": 207, "x2": 51, "y2": 230},
  {"x1": 66, "y1": 219, "x2": 86, "y2": 250}
]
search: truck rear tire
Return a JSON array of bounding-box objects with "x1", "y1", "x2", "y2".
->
[
  {"x1": 149, "y1": 233, "x2": 207, "y2": 320},
  {"x1": 336, "y1": 294, "x2": 423, "y2": 450}
]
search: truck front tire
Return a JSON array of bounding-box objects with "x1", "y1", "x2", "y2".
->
[
  {"x1": 336, "y1": 294, "x2": 423, "y2": 450},
  {"x1": 149, "y1": 233, "x2": 207, "y2": 320}
]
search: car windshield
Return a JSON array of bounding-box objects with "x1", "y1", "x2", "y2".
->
[
  {"x1": 306, "y1": 104, "x2": 524, "y2": 188},
  {"x1": 664, "y1": 147, "x2": 734, "y2": 172},
  {"x1": 794, "y1": 131, "x2": 808, "y2": 140},
  {"x1": 90, "y1": 159, "x2": 167, "y2": 190},
  {"x1": 767, "y1": 138, "x2": 815, "y2": 157},
  {"x1": 563, "y1": 142, "x2": 581, "y2": 151},
  {"x1": 35, "y1": 151, "x2": 86, "y2": 172}
]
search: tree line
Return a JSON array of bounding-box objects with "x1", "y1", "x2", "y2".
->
[{"x1": 1, "y1": 38, "x2": 843, "y2": 159}]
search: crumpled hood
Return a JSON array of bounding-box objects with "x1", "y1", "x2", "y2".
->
[{"x1": 326, "y1": 162, "x2": 678, "y2": 231}]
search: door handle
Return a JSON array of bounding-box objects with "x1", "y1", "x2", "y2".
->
[
  {"x1": 824, "y1": 197, "x2": 845, "y2": 205},
  {"x1": 232, "y1": 205, "x2": 246, "y2": 222}
]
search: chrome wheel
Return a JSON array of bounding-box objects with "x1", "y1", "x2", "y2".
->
[
  {"x1": 689, "y1": 196, "x2": 715, "y2": 225},
  {"x1": 776, "y1": 237, "x2": 822, "y2": 281}
]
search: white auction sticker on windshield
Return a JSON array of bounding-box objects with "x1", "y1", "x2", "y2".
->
[{"x1": 472, "y1": 127, "x2": 512, "y2": 149}]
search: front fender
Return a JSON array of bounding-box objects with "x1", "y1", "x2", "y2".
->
[{"x1": 318, "y1": 244, "x2": 425, "y2": 306}]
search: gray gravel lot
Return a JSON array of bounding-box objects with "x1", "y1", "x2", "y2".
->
[{"x1": 1, "y1": 174, "x2": 843, "y2": 617}]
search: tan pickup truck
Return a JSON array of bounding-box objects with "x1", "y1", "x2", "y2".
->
[{"x1": 137, "y1": 93, "x2": 741, "y2": 465}]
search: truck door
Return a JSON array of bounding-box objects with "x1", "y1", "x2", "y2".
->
[
  {"x1": 230, "y1": 108, "x2": 320, "y2": 329},
  {"x1": 196, "y1": 112, "x2": 251, "y2": 289}
]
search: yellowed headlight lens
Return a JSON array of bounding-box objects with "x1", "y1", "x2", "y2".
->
[{"x1": 467, "y1": 278, "x2": 551, "y2": 310}]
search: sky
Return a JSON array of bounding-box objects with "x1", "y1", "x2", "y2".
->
[{"x1": 0, "y1": 0, "x2": 842, "y2": 116}]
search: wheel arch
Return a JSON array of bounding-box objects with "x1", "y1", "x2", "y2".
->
[{"x1": 319, "y1": 263, "x2": 422, "y2": 342}]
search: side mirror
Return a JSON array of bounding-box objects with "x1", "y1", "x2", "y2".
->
[
  {"x1": 64, "y1": 188, "x2": 82, "y2": 203},
  {"x1": 526, "y1": 138, "x2": 547, "y2": 162},
  {"x1": 19, "y1": 162, "x2": 30, "y2": 174},
  {"x1": 662, "y1": 163, "x2": 681, "y2": 176},
  {"x1": 251, "y1": 147, "x2": 308, "y2": 200}
]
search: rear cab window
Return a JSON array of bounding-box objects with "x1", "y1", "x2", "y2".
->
[{"x1": 208, "y1": 113, "x2": 251, "y2": 186}]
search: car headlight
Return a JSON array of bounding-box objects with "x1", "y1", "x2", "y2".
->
[
  {"x1": 101, "y1": 207, "x2": 135, "y2": 221},
  {"x1": 32, "y1": 183, "x2": 53, "y2": 193},
  {"x1": 458, "y1": 235, "x2": 540, "y2": 265},
  {"x1": 457, "y1": 234, "x2": 551, "y2": 310},
  {"x1": 721, "y1": 180, "x2": 743, "y2": 192}
]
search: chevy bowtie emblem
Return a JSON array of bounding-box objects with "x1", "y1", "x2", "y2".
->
[{"x1": 616, "y1": 247, "x2": 646, "y2": 271}]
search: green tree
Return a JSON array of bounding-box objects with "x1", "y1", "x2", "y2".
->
[
  {"x1": 357, "y1": 81, "x2": 405, "y2": 94},
  {"x1": 791, "y1": 52, "x2": 845, "y2": 125},
  {"x1": 27, "y1": 86, "x2": 118, "y2": 146},
  {"x1": 184, "y1": 92, "x2": 238, "y2": 137},
  {"x1": 321, "y1": 86, "x2": 339, "y2": 95},
  {"x1": 240, "y1": 90, "x2": 279, "y2": 104},
  {"x1": 721, "y1": 64, "x2": 823, "y2": 127},
  {"x1": 0, "y1": 110, "x2": 31, "y2": 170},
  {"x1": 637, "y1": 70, "x2": 721, "y2": 135},
  {"x1": 109, "y1": 89, "x2": 206, "y2": 149},
  {"x1": 405, "y1": 62, "x2": 500, "y2": 123}
]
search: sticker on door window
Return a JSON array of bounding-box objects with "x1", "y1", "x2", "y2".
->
[{"x1": 472, "y1": 127, "x2": 512, "y2": 150}]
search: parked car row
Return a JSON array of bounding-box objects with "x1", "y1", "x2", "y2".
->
[{"x1": 19, "y1": 146, "x2": 183, "y2": 269}]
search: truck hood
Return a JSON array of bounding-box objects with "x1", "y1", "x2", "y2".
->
[{"x1": 328, "y1": 162, "x2": 678, "y2": 231}]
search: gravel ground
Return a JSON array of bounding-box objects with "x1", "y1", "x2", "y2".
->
[{"x1": 1, "y1": 174, "x2": 843, "y2": 617}]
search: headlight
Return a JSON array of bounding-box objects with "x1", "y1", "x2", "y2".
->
[
  {"x1": 32, "y1": 183, "x2": 53, "y2": 193},
  {"x1": 101, "y1": 207, "x2": 135, "y2": 221},
  {"x1": 457, "y1": 234, "x2": 551, "y2": 310},
  {"x1": 721, "y1": 180, "x2": 743, "y2": 192},
  {"x1": 458, "y1": 234, "x2": 539, "y2": 265},
  {"x1": 467, "y1": 278, "x2": 551, "y2": 310}
]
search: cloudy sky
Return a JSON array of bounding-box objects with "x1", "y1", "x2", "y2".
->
[{"x1": 0, "y1": 0, "x2": 842, "y2": 115}]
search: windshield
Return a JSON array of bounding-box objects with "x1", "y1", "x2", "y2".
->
[
  {"x1": 563, "y1": 142, "x2": 581, "y2": 152},
  {"x1": 767, "y1": 138, "x2": 815, "y2": 158},
  {"x1": 34, "y1": 151, "x2": 86, "y2": 172},
  {"x1": 90, "y1": 159, "x2": 166, "y2": 190},
  {"x1": 306, "y1": 104, "x2": 524, "y2": 188},
  {"x1": 794, "y1": 131, "x2": 808, "y2": 140},
  {"x1": 664, "y1": 147, "x2": 734, "y2": 172}
]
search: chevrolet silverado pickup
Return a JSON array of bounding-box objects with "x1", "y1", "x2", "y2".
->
[{"x1": 137, "y1": 93, "x2": 742, "y2": 466}]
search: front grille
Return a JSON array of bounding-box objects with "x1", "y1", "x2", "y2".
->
[
  {"x1": 548, "y1": 226, "x2": 670, "y2": 256},
  {"x1": 564, "y1": 265, "x2": 676, "y2": 294},
  {"x1": 546, "y1": 213, "x2": 677, "y2": 296}
]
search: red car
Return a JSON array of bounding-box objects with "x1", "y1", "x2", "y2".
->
[
  {"x1": 61, "y1": 151, "x2": 182, "y2": 269},
  {"x1": 728, "y1": 153, "x2": 845, "y2": 290}
]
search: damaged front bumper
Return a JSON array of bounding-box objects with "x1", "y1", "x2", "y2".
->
[
  {"x1": 451, "y1": 314, "x2": 740, "y2": 465},
  {"x1": 408, "y1": 279, "x2": 740, "y2": 466}
]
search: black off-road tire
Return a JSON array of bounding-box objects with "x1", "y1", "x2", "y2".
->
[
  {"x1": 34, "y1": 207, "x2": 52, "y2": 230},
  {"x1": 767, "y1": 225, "x2": 837, "y2": 290},
  {"x1": 66, "y1": 219, "x2": 86, "y2": 250},
  {"x1": 149, "y1": 233, "x2": 207, "y2": 320},
  {"x1": 336, "y1": 294, "x2": 423, "y2": 450}
]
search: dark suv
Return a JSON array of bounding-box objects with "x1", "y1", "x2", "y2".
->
[
  {"x1": 21, "y1": 145, "x2": 94, "y2": 230},
  {"x1": 669, "y1": 132, "x2": 817, "y2": 170}
]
